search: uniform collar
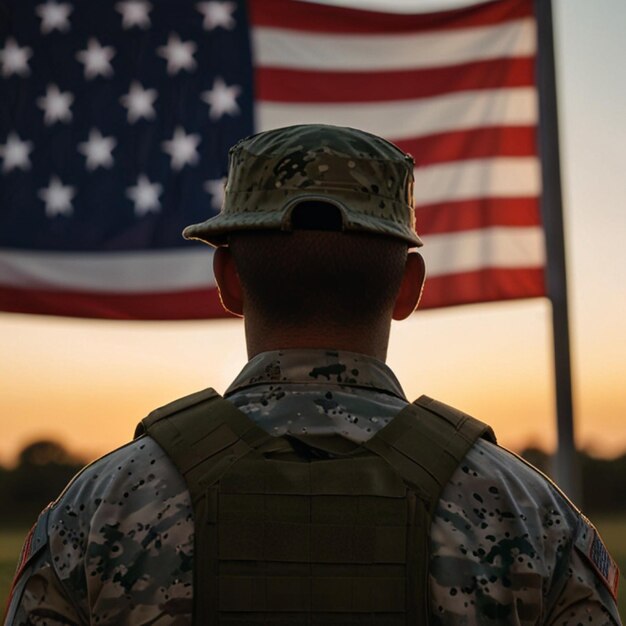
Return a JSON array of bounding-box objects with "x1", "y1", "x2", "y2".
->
[{"x1": 225, "y1": 349, "x2": 407, "y2": 400}]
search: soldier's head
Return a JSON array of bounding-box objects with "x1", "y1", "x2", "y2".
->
[{"x1": 184, "y1": 124, "x2": 425, "y2": 358}]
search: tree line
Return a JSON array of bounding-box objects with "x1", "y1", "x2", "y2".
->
[{"x1": 1, "y1": 439, "x2": 625, "y2": 527}]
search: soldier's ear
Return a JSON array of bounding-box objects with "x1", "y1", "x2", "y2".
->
[
  {"x1": 392, "y1": 250, "x2": 425, "y2": 321},
  {"x1": 213, "y1": 246, "x2": 244, "y2": 317}
]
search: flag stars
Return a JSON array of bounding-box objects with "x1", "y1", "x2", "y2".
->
[
  {"x1": 38, "y1": 176, "x2": 76, "y2": 217},
  {"x1": 196, "y1": 1, "x2": 236, "y2": 31},
  {"x1": 78, "y1": 129, "x2": 117, "y2": 171},
  {"x1": 162, "y1": 126, "x2": 200, "y2": 170},
  {"x1": 157, "y1": 33, "x2": 197, "y2": 75},
  {"x1": 76, "y1": 38, "x2": 115, "y2": 79},
  {"x1": 0, "y1": 133, "x2": 34, "y2": 173},
  {"x1": 0, "y1": 38, "x2": 33, "y2": 77},
  {"x1": 120, "y1": 81, "x2": 157, "y2": 123},
  {"x1": 203, "y1": 178, "x2": 226, "y2": 210},
  {"x1": 115, "y1": 1, "x2": 152, "y2": 30},
  {"x1": 127, "y1": 174, "x2": 163, "y2": 216},
  {"x1": 201, "y1": 76, "x2": 241, "y2": 120},
  {"x1": 36, "y1": 1, "x2": 73, "y2": 34},
  {"x1": 37, "y1": 84, "x2": 74, "y2": 125}
]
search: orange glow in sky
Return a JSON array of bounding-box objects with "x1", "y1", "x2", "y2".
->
[{"x1": 2, "y1": 297, "x2": 625, "y2": 468}]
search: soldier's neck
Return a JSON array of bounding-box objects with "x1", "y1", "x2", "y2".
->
[{"x1": 244, "y1": 318, "x2": 391, "y2": 362}]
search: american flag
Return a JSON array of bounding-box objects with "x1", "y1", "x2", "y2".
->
[{"x1": 0, "y1": 0, "x2": 545, "y2": 319}]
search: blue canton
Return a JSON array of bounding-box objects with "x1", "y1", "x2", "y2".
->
[{"x1": 0, "y1": 0, "x2": 253, "y2": 251}]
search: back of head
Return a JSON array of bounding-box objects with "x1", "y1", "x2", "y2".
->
[
  {"x1": 228, "y1": 202, "x2": 409, "y2": 330},
  {"x1": 183, "y1": 124, "x2": 424, "y2": 352}
]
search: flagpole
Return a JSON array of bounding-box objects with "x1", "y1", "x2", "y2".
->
[{"x1": 534, "y1": 0, "x2": 580, "y2": 504}]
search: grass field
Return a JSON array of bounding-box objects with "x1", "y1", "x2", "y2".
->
[
  {"x1": 0, "y1": 529, "x2": 26, "y2": 608},
  {"x1": 1, "y1": 519, "x2": 624, "y2": 619}
]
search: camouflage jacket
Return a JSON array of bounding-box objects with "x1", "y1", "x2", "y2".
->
[{"x1": 5, "y1": 349, "x2": 622, "y2": 625}]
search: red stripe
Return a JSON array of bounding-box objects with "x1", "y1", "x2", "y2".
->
[
  {"x1": 0, "y1": 287, "x2": 231, "y2": 320},
  {"x1": 417, "y1": 197, "x2": 541, "y2": 235},
  {"x1": 249, "y1": 0, "x2": 533, "y2": 34},
  {"x1": 0, "y1": 267, "x2": 545, "y2": 319},
  {"x1": 256, "y1": 58, "x2": 535, "y2": 103},
  {"x1": 420, "y1": 267, "x2": 545, "y2": 309},
  {"x1": 394, "y1": 126, "x2": 537, "y2": 167}
]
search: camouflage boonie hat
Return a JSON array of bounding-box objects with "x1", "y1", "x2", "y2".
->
[{"x1": 183, "y1": 124, "x2": 422, "y2": 247}]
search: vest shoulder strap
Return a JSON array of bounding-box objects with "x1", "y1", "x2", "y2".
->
[
  {"x1": 137, "y1": 388, "x2": 497, "y2": 514},
  {"x1": 364, "y1": 394, "x2": 496, "y2": 515},
  {"x1": 135, "y1": 387, "x2": 272, "y2": 503}
]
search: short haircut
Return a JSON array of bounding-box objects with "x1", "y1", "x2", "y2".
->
[{"x1": 228, "y1": 201, "x2": 408, "y2": 328}]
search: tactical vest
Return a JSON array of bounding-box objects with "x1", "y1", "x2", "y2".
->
[{"x1": 136, "y1": 388, "x2": 496, "y2": 625}]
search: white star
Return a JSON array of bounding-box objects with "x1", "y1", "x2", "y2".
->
[
  {"x1": 76, "y1": 38, "x2": 115, "y2": 79},
  {"x1": 201, "y1": 76, "x2": 241, "y2": 120},
  {"x1": 0, "y1": 132, "x2": 33, "y2": 173},
  {"x1": 35, "y1": 1, "x2": 73, "y2": 34},
  {"x1": 127, "y1": 174, "x2": 163, "y2": 216},
  {"x1": 38, "y1": 176, "x2": 76, "y2": 217},
  {"x1": 115, "y1": 1, "x2": 152, "y2": 30},
  {"x1": 78, "y1": 129, "x2": 117, "y2": 171},
  {"x1": 196, "y1": 1, "x2": 236, "y2": 31},
  {"x1": 120, "y1": 81, "x2": 157, "y2": 123},
  {"x1": 157, "y1": 33, "x2": 197, "y2": 76},
  {"x1": 203, "y1": 178, "x2": 226, "y2": 210},
  {"x1": 0, "y1": 38, "x2": 33, "y2": 77},
  {"x1": 37, "y1": 84, "x2": 74, "y2": 125},
  {"x1": 162, "y1": 126, "x2": 200, "y2": 170}
]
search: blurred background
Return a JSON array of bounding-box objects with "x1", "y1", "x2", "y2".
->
[{"x1": 1, "y1": 0, "x2": 624, "y2": 615}]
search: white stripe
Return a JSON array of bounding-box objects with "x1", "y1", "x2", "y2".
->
[
  {"x1": 0, "y1": 229, "x2": 544, "y2": 291},
  {"x1": 421, "y1": 227, "x2": 545, "y2": 276},
  {"x1": 257, "y1": 88, "x2": 537, "y2": 140},
  {"x1": 0, "y1": 249, "x2": 215, "y2": 292},
  {"x1": 300, "y1": 0, "x2": 486, "y2": 12},
  {"x1": 253, "y1": 18, "x2": 535, "y2": 71},
  {"x1": 413, "y1": 157, "x2": 541, "y2": 206}
]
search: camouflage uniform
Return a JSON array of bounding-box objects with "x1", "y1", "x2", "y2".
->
[{"x1": 5, "y1": 349, "x2": 621, "y2": 626}]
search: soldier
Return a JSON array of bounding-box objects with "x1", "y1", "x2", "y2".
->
[{"x1": 5, "y1": 124, "x2": 622, "y2": 625}]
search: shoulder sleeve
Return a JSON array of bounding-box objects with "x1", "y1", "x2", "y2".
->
[
  {"x1": 543, "y1": 515, "x2": 622, "y2": 626},
  {"x1": 429, "y1": 439, "x2": 623, "y2": 626},
  {"x1": 3, "y1": 506, "x2": 85, "y2": 626}
]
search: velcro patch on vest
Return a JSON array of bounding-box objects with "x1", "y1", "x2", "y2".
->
[{"x1": 575, "y1": 515, "x2": 620, "y2": 601}]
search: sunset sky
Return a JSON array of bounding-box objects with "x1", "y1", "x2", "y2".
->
[{"x1": 1, "y1": 0, "x2": 625, "y2": 470}]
